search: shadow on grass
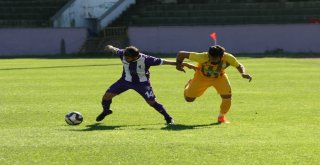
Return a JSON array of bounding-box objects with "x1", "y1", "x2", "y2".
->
[
  {"x1": 72, "y1": 123, "x2": 124, "y2": 131},
  {"x1": 73, "y1": 123, "x2": 160, "y2": 131},
  {"x1": 161, "y1": 122, "x2": 221, "y2": 131},
  {"x1": 67, "y1": 122, "x2": 222, "y2": 132}
]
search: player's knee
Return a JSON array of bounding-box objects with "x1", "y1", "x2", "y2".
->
[
  {"x1": 103, "y1": 92, "x2": 116, "y2": 100},
  {"x1": 102, "y1": 95, "x2": 110, "y2": 101},
  {"x1": 147, "y1": 100, "x2": 157, "y2": 106},
  {"x1": 220, "y1": 94, "x2": 232, "y2": 99},
  {"x1": 185, "y1": 97, "x2": 195, "y2": 102}
]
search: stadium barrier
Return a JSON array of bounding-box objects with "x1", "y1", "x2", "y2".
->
[
  {"x1": 0, "y1": 28, "x2": 87, "y2": 57},
  {"x1": 128, "y1": 24, "x2": 320, "y2": 54}
]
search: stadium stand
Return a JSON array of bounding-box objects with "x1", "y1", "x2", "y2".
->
[
  {"x1": 81, "y1": 0, "x2": 320, "y2": 53},
  {"x1": 109, "y1": 0, "x2": 320, "y2": 26},
  {"x1": 0, "y1": 0, "x2": 69, "y2": 27},
  {"x1": 2, "y1": 0, "x2": 318, "y2": 53},
  {"x1": 80, "y1": 26, "x2": 128, "y2": 54}
]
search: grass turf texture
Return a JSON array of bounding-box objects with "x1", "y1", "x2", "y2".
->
[{"x1": 0, "y1": 57, "x2": 319, "y2": 164}]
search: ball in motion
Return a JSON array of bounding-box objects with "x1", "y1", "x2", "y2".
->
[{"x1": 65, "y1": 111, "x2": 83, "y2": 125}]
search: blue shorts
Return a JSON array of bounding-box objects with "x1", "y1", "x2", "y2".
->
[{"x1": 107, "y1": 79, "x2": 156, "y2": 101}]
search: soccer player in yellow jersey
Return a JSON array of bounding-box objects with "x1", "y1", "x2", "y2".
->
[{"x1": 176, "y1": 45, "x2": 252, "y2": 123}]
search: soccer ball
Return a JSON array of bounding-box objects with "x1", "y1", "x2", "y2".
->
[{"x1": 65, "y1": 111, "x2": 83, "y2": 125}]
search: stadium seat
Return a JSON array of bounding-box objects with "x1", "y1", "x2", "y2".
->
[{"x1": 0, "y1": 0, "x2": 69, "y2": 27}]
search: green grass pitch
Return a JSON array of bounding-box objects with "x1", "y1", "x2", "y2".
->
[{"x1": 0, "y1": 57, "x2": 319, "y2": 164}]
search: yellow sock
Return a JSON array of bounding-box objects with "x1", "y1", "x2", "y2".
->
[{"x1": 220, "y1": 98, "x2": 231, "y2": 115}]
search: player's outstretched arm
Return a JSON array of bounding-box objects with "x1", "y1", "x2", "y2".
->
[
  {"x1": 182, "y1": 62, "x2": 197, "y2": 71},
  {"x1": 104, "y1": 45, "x2": 119, "y2": 54},
  {"x1": 176, "y1": 51, "x2": 191, "y2": 72},
  {"x1": 162, "y1": 60, "x2": 177, "y2": 66},
  {"x1": 237, "y1": 64, "x2": 252, "y2": 82},
  {"x1": 161, "y1": 60, "x2": 196, "y2": 73}
]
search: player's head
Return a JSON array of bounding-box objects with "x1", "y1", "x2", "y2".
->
[
  {"x1": 208, "y1": 45, "x2": 225, "y2": 64},
  {"x1": 124, "y1": 46, "x2": 140, "y2": 62}
]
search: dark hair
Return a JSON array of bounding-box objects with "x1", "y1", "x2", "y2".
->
[
  {"x1": 208, "y1": 45, "x2": 225, "y2": 58},
  {"x1": 124, "y1": 46, "x2": 139, "y2": 57}
]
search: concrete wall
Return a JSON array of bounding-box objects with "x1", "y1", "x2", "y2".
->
[
  {"x1": 0, "y1": 28, "x2": 87, "y2": 56},
  {"x1": 128, "y1": 24, "x2": 320, "y2": 54}
]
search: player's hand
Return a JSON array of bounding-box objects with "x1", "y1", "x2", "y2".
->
[
  {"x1": 241, "y1": 73, "x2": 252, "y2": 82},
  {"x1": 104, "y1": 45, "x2": 119, "y2": 53},
  {"x1": 182, "y1": 63, "x2": 197, "y2": 71},
  {"x1": 176, "y1": 64, "x2": 186, "y2": 73},
  {"x1": 104, "y1": 45, "x2": 113, "y2": 52}
]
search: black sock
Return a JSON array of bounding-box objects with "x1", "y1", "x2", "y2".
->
[
  {"x1": 102, "y1": 99, "x2": 112, "y2": 112},
  {"x1": 151, "y1": 102, "x2": 171, "y2": 119}
]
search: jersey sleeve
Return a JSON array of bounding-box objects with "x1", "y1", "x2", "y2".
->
[
  {"x1": 189, "y1": 52, "x2": 208, "y2": 63},
  {"x1": 144, "y1": 54, "x2": 163, "y2": 66},
  {"x1": 225, "y1": 53, "x2": 240, "y2": 67},
  {"x1": 115, "y1": 49, "x2": 124, "y2": 58}
]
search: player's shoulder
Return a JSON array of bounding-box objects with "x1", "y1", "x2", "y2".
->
[
  {"x1": 115, "y1": 49, "x2": 125, "y2": 56},
  {"x1": 189, "y1": 52, "x2": 208, "y2": 59},
  {"x1": 223, "y1": 52, "x2": 237, "y2": 60},
  {"x1": 140, "y1": 53, "x2": 162, "y2": 64},
  {"x1": 223, "y1": 52, "x2": 240, "y2": 67},
  {"x1": 140, "y1": 53, "x2": 159, "y2": 60},
  {"x1": 189, "y1": 52, "x2": 208, "y2": 63},
  {"x1": 224, "y1": 52, "x2": 235, "y2": 57},
  {"x1": 139, "y1": 53, "x2": 147, "y2": 57},
  {"x1": 190, "y1": 52, "x2": 208, "y2": 56}
]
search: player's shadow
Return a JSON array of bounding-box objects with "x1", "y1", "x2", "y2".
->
[
  {"x1": 78, "y1": 123, "x2": 160, "y2": 131},
  {"x1": 161, "y1": 122, "x2": 221, "y2": 131},
  {"x1": 72, "y1": 122, "x2": 221, "y2": 131},
  {"x1": 79, "y1": 123, "x2": 124, "y2": 131}
]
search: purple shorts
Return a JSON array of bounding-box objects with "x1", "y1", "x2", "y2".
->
[{"x1": 106, "y1": 79, "x2": 156, "y2": 101}]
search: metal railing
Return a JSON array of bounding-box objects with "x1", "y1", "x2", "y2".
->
[{"x1": 102, "y1": 26, "x2": 128, "y2": 39}]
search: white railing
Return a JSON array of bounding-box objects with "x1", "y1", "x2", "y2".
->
[
  {"x1": 51, "y1": 0, "x2": 127, "y2": 29},
  {"x1": 98, "y1": 0, "x2": 136, "y2": 31},
  {"x1": 51, "y1": 0, "x2": 130, "y2": 31}
]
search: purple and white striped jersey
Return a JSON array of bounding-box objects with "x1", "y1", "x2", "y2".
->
[{"x1": 116, "y1": 49, "x2": 163, "y2": 83}]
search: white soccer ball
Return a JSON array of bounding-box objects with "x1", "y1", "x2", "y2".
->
[{"x1": 65, "y1": 111, "x2": 83, "y2": 125}]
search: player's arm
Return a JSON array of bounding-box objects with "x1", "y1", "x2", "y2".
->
[
  {"x1": 176, "y1": 51, "x2": 191, "y2": 72},
  {"x1": 237, "y1": 64, "x2": 252, "y2": 82},
  {"x1": 162, "y1": 60, "x2": 197, "y2": 72},
  {"x1": 104, "y1": 45, "x2": 119, "y2": 54},
  {"x1": 162, "y1": 60, "x2": 176, "y2": 65}
]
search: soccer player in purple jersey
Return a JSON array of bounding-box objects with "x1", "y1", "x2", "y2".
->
[{"x1": 96, "y1": 45, "x2": 195, "y2": 125}]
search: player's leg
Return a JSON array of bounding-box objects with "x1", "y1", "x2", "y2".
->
[
  {"x1": 184, "y1": 79, "x2": 196, "y2": 102},
  {"x1": 218, "y1": 94, "x2": 231, "y2": 123},
  {"x1": 96, "y1": 92, "x2": 116, "y2": 122},
  {"x1": 96, "y1": 79, "x2": 129, "y2": 122},
  {"x1": 220, "y1": 94, "x2": 232, "y2": 115},
  {"x1": 147, "y1": 100, "x2": 174, "y2": 125},
  {"x1": 213, "y1": 74, "x2": 232, "y2": 123},
  {"x1": 101, "y1": 92, "x2": 116, "y2": 112},
  {"x1": 134, "y1": 81, "x2": 174, "y2": 125},
  {"x1": 184, "y1": 73, "x2": 211, "y2": 102}
]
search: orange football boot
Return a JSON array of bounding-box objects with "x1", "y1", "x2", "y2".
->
[{"x1": 218, "y1": 116, "x2": 230, "y2": 124}]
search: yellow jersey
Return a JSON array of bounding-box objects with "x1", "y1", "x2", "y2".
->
[{"x1": 189, "y1": 52, "x2": 240, "y2": 78}]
